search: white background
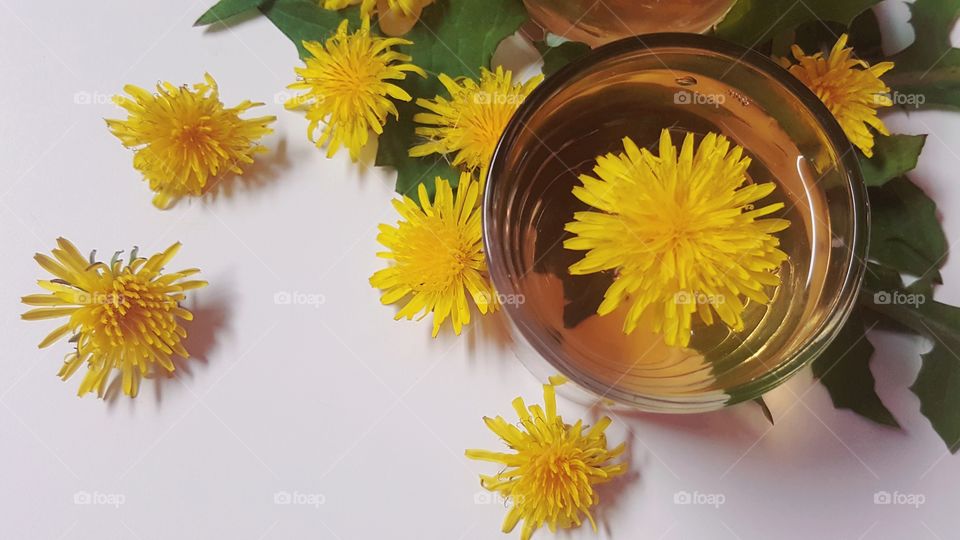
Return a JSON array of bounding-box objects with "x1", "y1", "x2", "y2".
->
[{"x1": 1, "y1": 1, "x2": 959, "y2": 539}]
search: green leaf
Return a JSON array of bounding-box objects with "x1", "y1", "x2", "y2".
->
[
  {"x1": 848, "y1": 8, "x2": 885, "y2": 63},
  {"x1": 376, "y1": 126, "x2": 460, "y2": 197},
  {"x1": 755, "y1": 397, "x2": 775, "y2": 425},
  {"x1": 912, "y1": 340, "x2": 960, "y2": 453},
  {"x1": 887, "y1": 0, "x2": 960, "y2": 110},
  {"x1": 195, "y1": 0, "x2": 264, "y2": 26},
  {"x1": 786, "y1": 9, "x2": 884, "y2": 63},
  {"x1": 374, "y1": 0, "x2": 529, "y2": 195},
  {"x1": 812, "y1": 308, "x2": 899, "y2": 427},
  {"x1": 862, "y1": 266, "x2": 960, "y2": 452},
  {"x1": 868, "y1": 176, "x2": 946, "y2": 282},
  {"x1": 713, "y1": 0, "x2": 879, "y2": 47},
  {"x1": 859, "y1": 134, "x2": 926, "y2": 187},
  {"x1": 535, "y1": 41, "x2": 590, "y2": 78},
  {"x1": 257, "y1": 0, "x2": 526, "y2": 195},
  {"x1": 260, "y1": 0, "x2": 360, "y2": 58}
]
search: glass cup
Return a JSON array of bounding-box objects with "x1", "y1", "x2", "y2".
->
[
  {"x1": 523, "y1": 0, "x2": 736, "y2": 47},
  {"x1": 483, "y1": 34, "x2": 868, "y2": 413}
]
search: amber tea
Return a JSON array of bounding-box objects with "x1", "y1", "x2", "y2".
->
[{"x1": 523, "y1": 0, "x2": 736, "y2": 46}]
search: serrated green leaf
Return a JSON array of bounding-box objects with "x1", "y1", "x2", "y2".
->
[
  {"x1": 713, "y1": 0, "x2": 879, "y2": 47},
  {"x1": 859, "y1": 134, "x2": 926, "y2": 187},
  {"x1": 195, "y1": 0, "x2": 264, "y2": 26},
  {"x1": 374, "y1": 0, "x2": 528, "y2": 195},
  {"x1": 376, "y1": 124, "x2": 460, "y2": 197},
  {"x1": 260, "y1": 0, "x2": 360, "y2": 58},
  {"x1": 535, "y1": 41, "x2": 590, "y2": 78},
  {"x1": 812, "y1": 308, "x2": 899, "y2": 427},
  {"x1": 862, "y1": 265, "x2": 960, "y2": 452},
  {"x1": 887, "y1": 0, "x2": 960, "y2": 110},
  {"x1": 785, "y1": 9, "x2": 884, "y2": 63},
  {"x1": 848, "y1": 8, "x2": 885, "y2": 63},
  {"x1": 868, "y1": 176, "x2": 946, "y2": 282},
  {"x1": 907, "y1": 274, "x2": 938, "y2": 299},
  {"x1": 258, "y1": 0, "x2": 526, "y2": 195},
  {"x1": 911, "y1": 342, "x2": 960, "y2": 452}
]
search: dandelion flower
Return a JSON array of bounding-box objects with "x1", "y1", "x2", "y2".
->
[
  {"x1": 782, "y1": 33, "x2": 894, "y2": 157},
  {"x1": 466, "y1": 384, "x2": 627, "y2": 540},
  {"x1": 322, "y1": 0, "x2": 359, "y2": 9},
  {"x1": 370, "y1": 172, "x2": 495, "y2": 336},
  {"x1": 323, "y1": 0, "x2": 433, "y2": 35},
  {"x1": 107, "y1": 73, "x2": 275, "y2": 209},
  {"x1": 286, "y1": 18, "x2": 426, "y2": 161},
  {"x1": 21, "y1": 238, "x2": 207, "y2": 398},
  {"x1": 410, "y1": 67, "x2": 543, "y2": 173},
  {"x1": 564, "y1": 129, "x2": 790, "y2": 348}
]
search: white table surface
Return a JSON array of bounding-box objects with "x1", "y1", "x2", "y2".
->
[{"x1": 1, "y1": 1, "x2": 959, "y2": 539}]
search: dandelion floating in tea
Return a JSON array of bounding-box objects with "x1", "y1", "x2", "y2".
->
[{"x1": 563, "y1": 129, "x2": 791, "y2": 347}]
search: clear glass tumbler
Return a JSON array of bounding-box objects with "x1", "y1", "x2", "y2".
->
[{"x1": 483, "y1": 34, "x2": 868, "y2": 412}]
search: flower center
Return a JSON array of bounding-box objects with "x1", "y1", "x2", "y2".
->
[
  {"x1": 527, "y1": 444, "x2": 587, "y2": 499},
  {"x1": 92, "y1": 273, "x2": 175, "y2": 346},
  {"x1": 174, "y1": 123, "x2": 211, "y2": 151},
  {"x1": 404, "y1": 220, "x2": 471, "y2": 294}
]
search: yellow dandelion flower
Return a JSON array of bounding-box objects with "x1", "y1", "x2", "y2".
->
[
  {"x1": 410, "y1": 67, "x2": 544, "y2": 173},
  {"x1": 21, "y1": 238, "x2": 207, "y2": 398},
  {"x1": 323, "y1": 0, "x2": 424, "y2": 17},
  {"x1": 466, "y1": 384, "x2": 627, "y2": 540},
  {"x1": 564, "y1": 129, "x2": 790, "y2": 348},
  {"x1": 322, "y1": 0, "x2": 359, "y2": 9},
  {"x1": 782, "y1": 33, "x2": 894, "y2": 157},
  {"x1": 370, "y1": 173, "x2": 495, "y2": 336},
  {"x1": 107, "y1": 73, "x2": 275, "y2": 209},
  {"x1": 322, "y1": 0, "x2": 433, "y2": 35},
  {"x1": 287, "y1": 18, "x2": 426, "y2": 161}
]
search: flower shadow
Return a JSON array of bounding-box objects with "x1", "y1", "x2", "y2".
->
[
  {"x1": 201, "y1": 137, "x2": 291, "y2": 203},
  {"x1": 604, "y1": 398, "x2": 775, "y2": 453},
  {"x1": 568, "y1": 406, "x2": 640, "y2": 539},
  {"x1": 102, "y1": 281, "x2": 232, "y2": 406},
  {"x1": 595, "y1": 457, "x2": 640, "y2": 537},
  {"x1": 464, "y1": 310, "x2": 515, "y2": 362}
]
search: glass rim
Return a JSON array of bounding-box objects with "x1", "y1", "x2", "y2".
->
[{"x1": 483, "y1": 32, "x2": 869, "y2": 411}]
